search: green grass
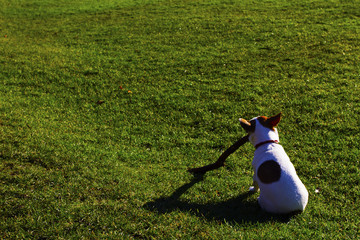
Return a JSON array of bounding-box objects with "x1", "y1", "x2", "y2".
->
[{"x1": 1, "y1": 0, "x2": 360, "y2": 238}]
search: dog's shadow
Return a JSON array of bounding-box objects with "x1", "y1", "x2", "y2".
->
[{"x1": 144, "y1": 174, "x2": 295, "y2": 224}]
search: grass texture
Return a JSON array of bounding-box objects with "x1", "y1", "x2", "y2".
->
[{"x1": 1, "y1": 0, "x2": 360, "y2": 239}]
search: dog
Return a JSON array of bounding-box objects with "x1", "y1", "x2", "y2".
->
[{"x1": 239, "y1": 113, "x2": 308, "y2": 214}]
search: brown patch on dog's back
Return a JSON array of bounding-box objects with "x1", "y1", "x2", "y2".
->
[{"x1": 257, "y1": 160, "x2": 281, "y2": 184}]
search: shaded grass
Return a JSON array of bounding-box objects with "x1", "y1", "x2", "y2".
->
[{"x1": 1, "y1": 0, "x2": 360, "y2": 238}]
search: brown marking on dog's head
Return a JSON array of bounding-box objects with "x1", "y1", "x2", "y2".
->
[
  {"x1": 258, "y1": 113, "x2": 282, "y2": 131},
  {"x1": 240, "y1": 118, "x2": 255, "y2": 133}
]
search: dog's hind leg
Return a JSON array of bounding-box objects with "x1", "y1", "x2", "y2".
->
[{"x1": 249, "y1": 179, "x2": 259, "y2": 192}]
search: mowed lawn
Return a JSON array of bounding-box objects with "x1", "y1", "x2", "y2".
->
[{"x1": 1, "y1": 0, "x2": 359, "y2": 239}]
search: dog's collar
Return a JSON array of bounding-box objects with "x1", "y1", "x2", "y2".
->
[{"x1": 255, "y1": 140, "x2": 279, "y2": 149}]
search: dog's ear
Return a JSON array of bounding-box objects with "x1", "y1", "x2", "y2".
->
[
  {"x1": 239, "y1": 118, "x2": 254, "y2": 132},
  {"x1": 267, "y1": 113, "x2": 282, "y2": 127}
]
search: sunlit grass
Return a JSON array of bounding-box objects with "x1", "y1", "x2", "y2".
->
[{"x1": 1, "y1": 0, "x2": 360, "y2": 238}]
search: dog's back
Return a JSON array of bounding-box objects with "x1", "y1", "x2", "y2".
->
[{"x1": 253, "y1": 143, "x2": 308, "y2": 214}]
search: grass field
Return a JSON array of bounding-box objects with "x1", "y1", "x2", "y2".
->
[{"x1": 1, "y1": 0, "x2": 360, "y2": 238}]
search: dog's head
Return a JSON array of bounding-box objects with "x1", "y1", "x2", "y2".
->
[{"x1": 239, "y1": 113, "x2": 282, "y2": 147}]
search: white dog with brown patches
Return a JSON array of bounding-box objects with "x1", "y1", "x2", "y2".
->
[{"x1": 239, "y1": 113, "x2": 308, "y2": 214}]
